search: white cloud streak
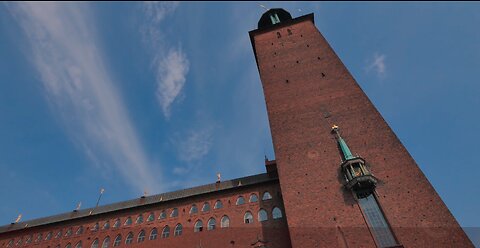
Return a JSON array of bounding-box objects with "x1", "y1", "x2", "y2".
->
[
  {"x1": 367, "y1": 53, "x2": 387, "y2": 78},
  {"x1": 8, "y1": 2, "x2": 161, "y2": 193},
  {"x1": 171, "y1": 127, "x2": 214, "y2": 175},
  {"x1": 142, "y1": 2, "x2": 189, "y2": 118}
]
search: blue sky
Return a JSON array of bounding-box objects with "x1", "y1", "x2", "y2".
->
[{"x1": 0, "y1": 2, "x2": 479, "y2": 245}]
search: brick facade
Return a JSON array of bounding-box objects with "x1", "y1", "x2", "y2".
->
[
  {"x1": 1, "y1": 9, "x2": 475, "y2": 248},
  {"x1": 249, "y1": 10, "x2": 473, "y2": 248}
]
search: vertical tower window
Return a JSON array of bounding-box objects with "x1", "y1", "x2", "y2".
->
[
  {"x1": 269, "y1": 13, "x2": 281, "y2": 24},
  {"x1": 357, "y1": 192, "x2": 397, "y2": 248}
]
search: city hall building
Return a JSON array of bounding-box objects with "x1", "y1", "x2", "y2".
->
[{"x1": 0, "y1": 9, "x2": 474, "y2": 248}]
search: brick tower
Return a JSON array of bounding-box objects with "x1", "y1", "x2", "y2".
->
[{"x1": 249, "y1": 9, "x2": 474, "y2": 248}]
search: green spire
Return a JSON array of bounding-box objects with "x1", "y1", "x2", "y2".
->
[{"x1": 331, "y1": 125, "x2": 354, "y2": 160}]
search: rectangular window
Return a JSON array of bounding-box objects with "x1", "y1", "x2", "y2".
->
[{"x1": 357, "y1": 192, "x2": 397, "y2": 248}]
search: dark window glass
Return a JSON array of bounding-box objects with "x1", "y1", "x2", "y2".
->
[{"x1": 357, "y1": 192, "x2": 397, "y2": 248}]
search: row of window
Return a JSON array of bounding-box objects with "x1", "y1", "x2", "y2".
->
[{"x1": 5, "y1": 208, "x2": 283, "y2": 248}]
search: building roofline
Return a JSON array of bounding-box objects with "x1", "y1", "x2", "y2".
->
[{"x1": 0, "y1": 173, "x2": 277, "y2": 235}]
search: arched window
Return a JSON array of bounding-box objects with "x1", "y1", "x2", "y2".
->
[
  {"x1": 158, "y1": 211, "x2": 167, "y2": 220},
  {"x1": 174, "y1": 224, "x2": 182, "y2": 236},
  {"x1": 207, "y1": 218, "x2": 216, "y2": 230},
  {"x1": 45, "y1": 232, "x2": 53, "y2": 240},
  {"x1": 113, "y1": 235, "x2": 121, "y2": 247},
  {"x1": 103, "y1": 221, "x2": 110, "y2": 230},
  {"x1": 236, "y1": 196, "x2": 245, "y2": 205},
  {"x1": 125, "y1": 232, "x2": 133, "y2": 244},
  {"x1": 262, "y1": 191, "x2": 272, "y2": 201},
  {"x1": 36, "y1": 233, "x2": 42, "y2": 242},
  {"x1": 214, "y1": 200, "x2": 223, "y2": 209},
  {"x1": 161, "y1": 225, "x2": 170, "y2": 238},
  {"x1": 102, "y1": 237, "x2": 110, "y2": 248},
  {"x1": 137, "y1": 230, "x2": 145, "y2": 243},
  {"x1": 65, "y1": 228, "x2": 72, "y2": 237},
  {"x1": 258, "y1": 209, "x2": 268, "y2": 222},
  {"x1": 26, "y1": 235, "x2": 32, "y2": 244},
  {"x1": 147, "y1": 212, "x2": 155, "y2": 222},
  {"x1": 221, "y1": 215, "x2": 230, "y2": 228},
  {"x1": 15, "y1": 238, "x2": 22, "y2": 246},
  {"x1": 55, "y1": 230, "x2": 62, "y2": 239},
  {"x1": 76, "y1": 226, "x2": 84, "y2": 235},
  {"x1": 65, "y1": 243, "x2": 71, "y2": 248},
  {"x1": 194, "y1": 220, "x2": 203, "y2": 232},
  {"x1": 190, "y1": 204, "x2": 198, "y2": 214},
  {"x1": 244, "y1": 211, "x2": 254, "y2": 224},
  {"x1": 75, "y1": 241, "x2": 82, "y2": 248},
  {"x1": 113, "y1": 219, "x2": 120, "y2": 228},
  {"x1": 135, "y1": 214, "x2": 143, "y2": 224},
  {"x1": 272, "y1": 207, "x2": 283, "y2": 219},
  {"x1": 124, "y1": 217, "x2": 132, "y2": 226},
  {"x1": 202, "y1": 202, "x2": 210, "y2": 212},
  {"x1": 90, "y1": 238, "x2": 99, "y2": 248},
  {"x1": 149, "y1": 228, "x2": 158, "y2": 240},
  {"x1": 249, "y1": 193, "x2": 258, "y2": 203},
  {"x1": 6, "y1": 239, "x2": 13, "y2": 248},
  {"x1": 92, "y1": 222, "x2": 99, "y2": 231},
  {"x1": 170, "y1": 208, "x2": 178, "y2": 217}
]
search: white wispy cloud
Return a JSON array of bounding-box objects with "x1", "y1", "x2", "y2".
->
[
  {"x1": 8, "y1": 2, "x2": 161, "y2": 193},
  {"x1": 142, "y1": 2, "x2": 189, "y2": 118},
  {"x1": 177, "y1": 127, "x2": 214, "y2": 162},
  {"x1": 367, "y1": 53, "x2": 387, "y2": 78}
]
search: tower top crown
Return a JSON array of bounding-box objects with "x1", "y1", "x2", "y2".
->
[{"x1": 258, "y1": 8, "x2": 292, "y2": 29}]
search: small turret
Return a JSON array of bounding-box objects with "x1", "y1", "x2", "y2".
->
[{"x1": 331, "y1": 125, "x2": 377, "y2": 191}]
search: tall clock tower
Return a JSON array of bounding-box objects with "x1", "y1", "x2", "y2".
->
[{"x1": 249, "y1": 9, "x2": 473, "y2": 247}]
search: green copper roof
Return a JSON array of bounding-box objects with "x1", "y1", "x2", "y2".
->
[{"x1": 332, "y1": 125, "x2": 354, "y2": 160}]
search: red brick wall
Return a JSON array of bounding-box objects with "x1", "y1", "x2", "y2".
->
[
  {"x1": 0, "y1": 182, "x2": 291, "y2": 248},
  {"x1": 251, "y1": 16, "x2": 474, "y2": 247}
]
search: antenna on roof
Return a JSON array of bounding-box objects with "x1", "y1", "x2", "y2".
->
[
  {"x1": 257, "y1": 2, "x2": 269, "y2": 11},
  {"x1": 216, "y1": 173, "x2": 221, "y2": 183},
  {"x1": 12, "y1": 214, "x2": 22, "y2": 224},
  {"x1": 89, "y1": 188, "x2": 104, "y2": 215},
  {"x1": 74, "y1": 202, "x2": 82, "y2": 212}
]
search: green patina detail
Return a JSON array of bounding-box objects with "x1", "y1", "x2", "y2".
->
[
  {"x1": 338, "y1": 137, "x2": 354, "y2": 160},
  {"x1": 269, "y1": 13, "x2": 281, "y2": 25}
]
